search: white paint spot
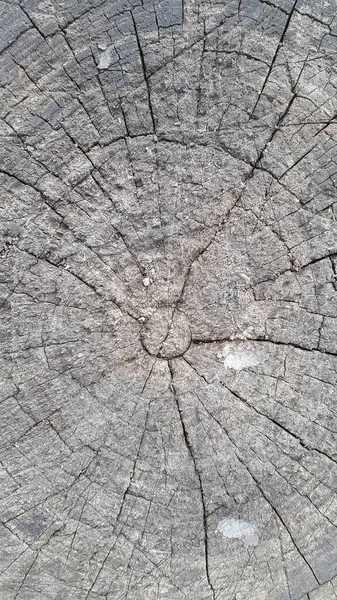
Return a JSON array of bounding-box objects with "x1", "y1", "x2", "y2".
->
[
  {"x1": 218, "y1": 346, "x2": 260, "y2": 371},
  {"x1": 98, "y1": 49, "x2": 112, "y2": 69},
  {"x1": 217, "y1": 518, "x2": 259, "y2": 547},
  {"x1": 142, "y1": 277, "x2": 151, "y2": 287}
]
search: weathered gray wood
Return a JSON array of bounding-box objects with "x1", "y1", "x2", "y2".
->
[{"x1": 1, "y1": 0, "x2": 337, "y2": 598}]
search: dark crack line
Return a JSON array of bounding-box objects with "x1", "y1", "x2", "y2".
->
[
  {"x1": 17, "y1": 247, "x2": 139, "y2": 323},
  {"x1": 181, "y1": 359, "x2": 322, "y2": 587},
  {"x1": 0, "y1": 169, "x2": 144, "y2": 308},
  {"x1": 84, "y1": 397, "x2": 152, "y2": 599},
  {"x1": 147, "y1": 11, "x2": 238, "y2": 79},
  {"x1": 183, "y1": 355, "x2": 337, "y2": 465},
  {"x1": 190, "y1": 336, "x2": 337, "y2": 359},
  {"x1": 168, "y1": 360, "x2": 215, "y2": 600},
  {"x1": 0, "y1": 26, "x2": 33, "y2": 57},
  {"x1": 249, "y1": 0, "x2": 299, "y2": 120},
  {"x1": 242, "y1": 462, "x2": 320, "y2": 585},
  {"x1": 130, "y1": 11, "x2": 156, "y2": 134}
]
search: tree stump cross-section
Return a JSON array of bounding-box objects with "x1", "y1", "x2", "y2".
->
[{"x1": 1, "y1": 1, "x2": 337, "y2": 599}]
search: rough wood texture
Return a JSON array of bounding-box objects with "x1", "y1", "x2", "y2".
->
[{"x1": 1, "y1": 1, "x2": 337, "y2": 598}]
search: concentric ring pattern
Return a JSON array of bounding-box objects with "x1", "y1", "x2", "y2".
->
[{"x1": 1, "y1": 1, "x2": 337, "y2": 599}]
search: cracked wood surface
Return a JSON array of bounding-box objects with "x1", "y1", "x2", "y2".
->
[{"x1": 1, "y1": 0, "x2": 337, "y2": 598}]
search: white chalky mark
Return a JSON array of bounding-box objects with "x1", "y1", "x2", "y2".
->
[
  {"x1": 217, "y1": 518, "x2": 259, "y2": 547},
  {"x1": 98, "y1": 49, "x2": 112, "y2": 69},
  {"x1": 218, "y1": 347, "x2": 261, "y2": 370}
]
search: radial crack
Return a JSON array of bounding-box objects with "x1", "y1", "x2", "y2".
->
[{"x1": 168, "y1": 361, "x2": 216, "y2": 600}]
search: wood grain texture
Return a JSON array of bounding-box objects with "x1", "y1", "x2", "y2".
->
[{"x1": 1, "y1": 1, "x2": 337, "y2": 598}]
